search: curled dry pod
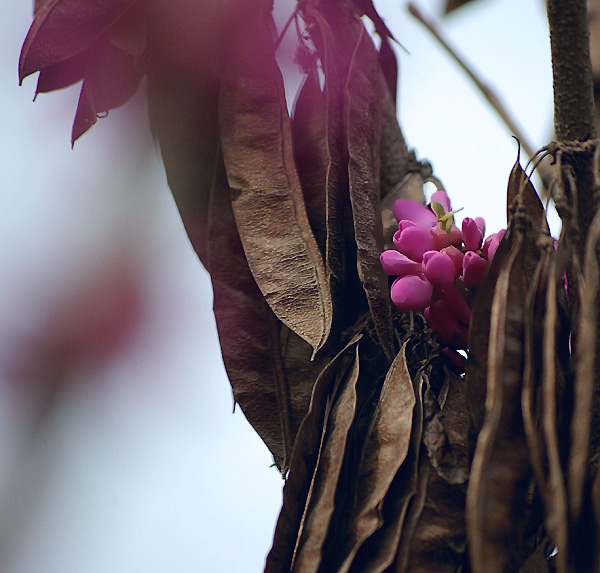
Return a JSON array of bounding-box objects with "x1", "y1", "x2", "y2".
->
[{"x1": 219, "y1": 3, "x2": 332, "y2": 355}]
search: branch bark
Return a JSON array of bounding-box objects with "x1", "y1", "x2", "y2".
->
[{"x1": 547, "y1": 0, "x2": 598, "y2": 242}]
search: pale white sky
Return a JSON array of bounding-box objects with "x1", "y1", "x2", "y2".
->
[{"x1": 0, "y1": 1, "x2": 553, "y2": 571}]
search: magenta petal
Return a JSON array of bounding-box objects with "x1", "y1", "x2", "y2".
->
[
  {"x1": 425, "y1": 299, "x2": 460, "y2": 345},
  {"x1": 431, "y1": 190, "x2": 452, "y2": 213},
  {"x1": 391, "y1": 274, "x2": 433, "y2": 311},
  {"x1": 430, "y1": 223, "x2": 462, "y2": 249},
  {"x1": 422, "y1": 250, "x2": 455, "y2": 288},
  {"x1": 380, "y1": 250, "x2": 422, "y2": 277},
  {"x1": 393, "y1": 226, "x2": 436, "y2": 262},
  {"x1": 441, "y1": 246, "x2": 464, "y2": 278},
  {"x1": 462, "y1": 217, "x2": 483, "y2": 251},
  {"x1": 393, "y1": 199, "x2": 437, "y2": 228},
  {"x1": 474, "y1": 216, "x2": 486, "y2": 235},
  {"x1": 483, "y1": 229, "x2": 506, "y2": 261},
  {"x1": 441, "y1": 284, "x2": 471, "y2": 325},
  {"x1": 462, "y1": 251, "x2": 488, "y2": 287},
  {"x1": 398, "y1": 219, "x2": 417, "y2": 232},
  {"x1": 430, "y1": 225, "x2": 452, "y2": 249}
]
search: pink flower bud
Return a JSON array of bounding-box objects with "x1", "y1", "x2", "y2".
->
[
  {"x1": 462, "y1": 217, "x2": 483, "y2": 251},
  {"x1": 393, "y1": 226, "x2": 435, "y2": 262},
  {"x1": 380, "y1": 250, "x2": 422, "y2": 277},
  {"x1": 431, "y1": 190, "x2": 452, "y2": 213},
  {"x1": 474, "y1": 217, "x2": 486, "y2": 235},
  {"x1": 425, "y1": 299, "x2": 461, "y2": 345},
  {"x1": 430, "y1": 223, "x2": 463, "y2": 250},
  {"x1": 422, "y1": 250, "x2": 456, "y2": 288},
  {"x1": 393, "y1": 199, "x2": 437, "y2": 228},
  {"x1": 441, "y1": 245, "x2": 464, "y2": 278},
  {"x1": 391, "y1": 274, "x2": 433, "y2": 311},
  {"x1": 462, "y1": 251, "x2": 488, "y2": 287},
  {"x1": 441, "y1": 283, "x2": 471, "y2": 325},
  {"x1": 398, "y1": 219, "x2": 416, "y2": 232},
  {"x1": 482, "y1": 229, "x2": 506, "y2": 261}
]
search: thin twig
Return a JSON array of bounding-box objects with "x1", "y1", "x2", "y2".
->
[{"x1": 408, "y1": 2, "x2": 554, "y2": 191}]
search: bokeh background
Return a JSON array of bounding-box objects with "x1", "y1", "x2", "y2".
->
[{"x1": 0, "y1": 0, "x2": 554, "y2": 571}]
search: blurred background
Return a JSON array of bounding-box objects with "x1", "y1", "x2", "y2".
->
[{"x1": 0, "y1": 0, "x2": 553, "y2": 571}]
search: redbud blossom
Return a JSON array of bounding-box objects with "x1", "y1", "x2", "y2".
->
[
  {"x1": 431, "y1": 190, "x2": 452, "y2": 213},
  {"x1": 430, "y1": 224, "x2": 462, "y2": 249},
  {"x1": 462, "y1": 251, "x2": 488, "y2": 287},
  {"x1": 422, "y1": 251, "x2": 456, "y2": 288},
  {"x1": 380, "y1": 250, "x2": 421, "y2": 277},
  {"x1": 441, "y1": 245, "x2": 463, "y2": 278},
  {"x1": 425, "y1": 299, "x2": 464, "y2": 347},
  {"x1": 474, "y1": 217, "x2": 486, "y2": 235},
  {"x1": 440, "y1": 283, "x2": 471, "y2": 325},
  {"x1": 393, "y1": 226, "x2": 435, "y2": 262},
  {"x1": 483, "y1": 229, "x2": 506, "y2": 261},
  {"x1": 462, "y1": 217, "x2": 483, "y2": 251},
  {"x1": 393, "y1": 199, "x2": 437, "y2": 228},
  {"x1": 391, "y1": 274, "x2": 433, "y2": 311}
]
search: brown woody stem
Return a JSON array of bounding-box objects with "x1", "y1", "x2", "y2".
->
[{"x1": 547, "y1": 0, "x2": 598, "y2": 241}]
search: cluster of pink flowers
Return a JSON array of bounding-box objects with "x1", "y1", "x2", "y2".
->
[{"x1": 381, "y1": 191, "x2": 505, "y2": 351}]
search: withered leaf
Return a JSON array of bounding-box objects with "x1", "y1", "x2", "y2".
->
[
  {"x1": 207, "y1": 151, "x2": 290, "y2": 471},
  {"x1": 506, "y1": 152, "x2": 550, "y2": 236},
  {"x1": 147, "y1": 64, "x2": 219, "y2": 270},
  {"x1": 19, "y1": 0, "x2": 137, "y2": 82},
  {"x1": 378, "y1": 36, "x2": 398, "y2": 108},
  {"x1": 568, "y1": 208, "x2": 600, "y2": 525},
  {"x1": 300, "y1": 3, "x2": 349, "y2": 289},
  {"x1": 378, "y1": 71, "x2": 413, "y2": 201},
  {"x1": 541, "y1": 254, "x2": 568, "y2": 573},
  {"x1": 422, "y1": 376, "x2": 468, "y2": 486},
  {"x1": 265, "y1": 336, "x2": 361, "y2": 572},
  {"x1": 291, "y1": 344, "x2": 360, "y2": 571},
  {"x1": 466, "y1": 232, "x2": 534, "y2": 572},
  {"x1": 219, "y1": 7, "x2": 332, "y2": 354},
  {"x1": 345, "y1": 21, "x2": 395, "y2": 360},
  {"x1": 292, "y1": 67, "x2": 328, "y2": 265},
  {"x1": 347, "y1": 362, "x2": 425, "y2": 572},
  {"x1": 402, "y1": 458, "x2": 467, "y2": 572},
  {"x1": 335, "y1": 342, "x2": 415, "y2": 571}
]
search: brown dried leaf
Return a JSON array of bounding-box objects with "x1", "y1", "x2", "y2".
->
[
  {"x1": 506, "y1": 152, "x2": 550, "y2": 236},
  {"x1": 568, "y1": 208, "x2": 600, "y2": 524},
  {"x1": 147, "y1": 66, "x2": 219, "y2": 270},
  {"x1": 335, "y1": 342, "x2": 415, "y2": 571},
  {"x1": 219, "y1": 7, "x2": 332, "y2": 354},
  {"x1": 292, "y1": 67, "x2": 328, "y2": 265},
  {"x1": 422, "y1": 376, "x2": 468, "y2": 485},
  {"x1": 378, "y1": 72, "x2": 414, "y2": 201},
  {"x1": 207, "y1": 152, "x2": 290, "y2": 470},
  {"x1": 521, "y1": 251, "x2": 551, "y2": 498},
  {"x1": 378, "y1": 36, "x2": 398, "y2": 109},
  {"x1": 301, "y1": 3, "x2": 350, "y2": 289},
  {"x1": 402, "y1": 458, "x2": 467, "y2": 572},
  {"x1": 541, "y1": 255, "x2": 568, "y2": 573},
  {"x1": 291, "y1": 345, "x2": 361, "y2": 572},
  {"x1": 345, "y1": 21, "x2": 395, "y2": 360},
  {"x1": 466, "y1": 232, "x2": 534, "y2": 572},
  {"x1": 265, "y1": 336, "x2": 361, "y2": 572},
  {"x1": 346, "y1": 364, "x2": 425, "y2": 572}
]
